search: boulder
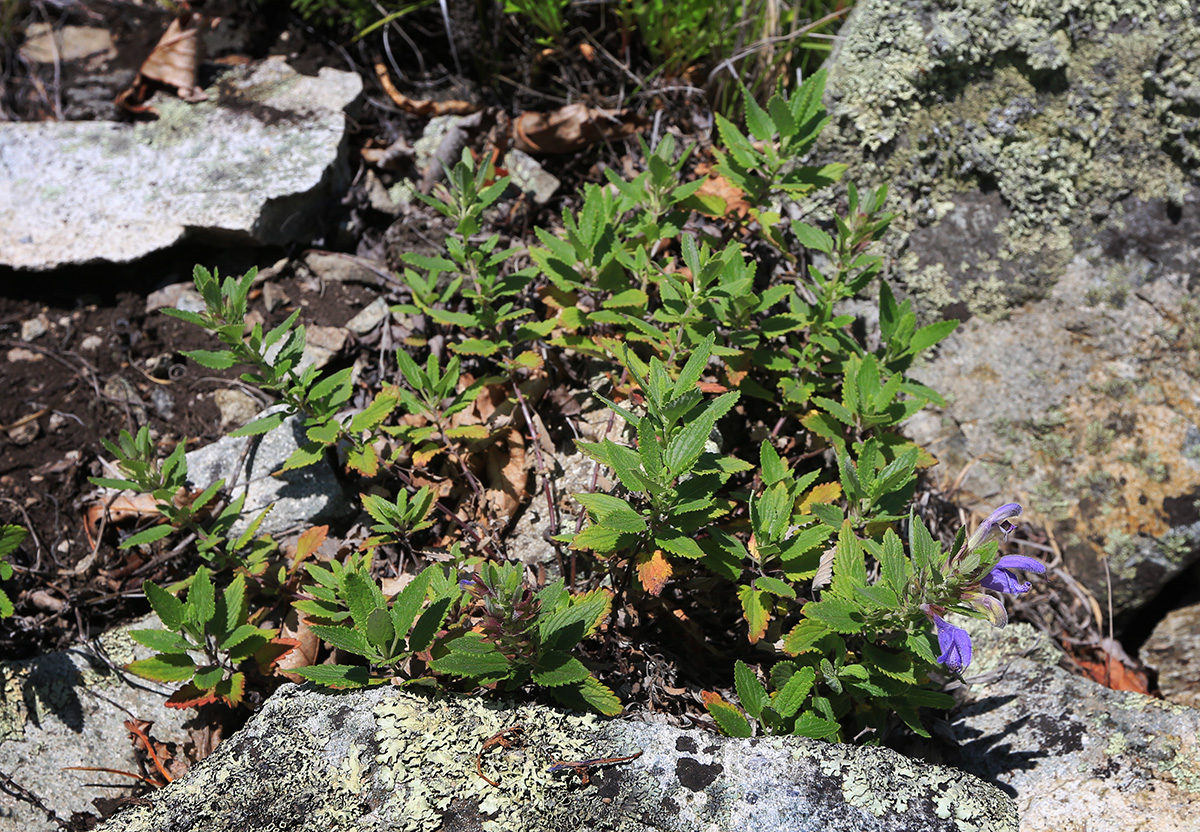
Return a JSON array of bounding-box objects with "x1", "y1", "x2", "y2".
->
[
  {"x1": 820, "y1": 0, "x2": 1200, "y2": 615},
  {"x1": 95, "y1": 684, "x2": 1017, "y2": 832},
  {"x1": 0, "y1": 618, "x2": 191, "y2": 832},
  {"x1": 0, "y1": 59, "x2": 362, "y2": 271},
  {"x1": 1139, "y1": 600, "x2": 1200, "y2": 709},
  {"x1": 923, "y1": 620, "x2": 1200, "y2": 832}
]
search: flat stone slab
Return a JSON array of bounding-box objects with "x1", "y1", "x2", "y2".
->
[
  {"x1": 94, "y1": 684, "x2": 1017, "y2": 832},
  {"x1": 0, "y1": 59, "x2": 362, "y2": 271}
]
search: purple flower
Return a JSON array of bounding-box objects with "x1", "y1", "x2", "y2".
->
[
  {"x1": 980, "y1": 555, "x2": 1046, "y2": 595},
  {"x1": 932, "y1": 614, "x2": 972, "y2": 673},
  {"x1": 965, "y1": 503, "x2": 1023, "y2": 552}
]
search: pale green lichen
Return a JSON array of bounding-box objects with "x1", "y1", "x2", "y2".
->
[
  {"x1": 1105, "y1": 732, "x2": 1128, "y2": 756},
  {"x1": 814, "y1": 0, "x2": 1198, "y2": 319},
  {"x1": 373, "y1": 691, "x2": 604, "y2": 832}
]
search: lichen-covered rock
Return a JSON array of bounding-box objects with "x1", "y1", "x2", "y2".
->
[
  {"x1": 0, "y1": 59, "x2": 362, "y2": 271},
  {"x1": 820, "y1": 0, "x2": 1200, "y2": 614},
  {"x1": 923, "y1": 621, "x2": 1200, "y2": 832},
  {"x1": 95, "y1": 685, "x2": 1016, "y2": 832},
  {"x1": 0, "y1": 617, "x2": 191, "y2": 832}
]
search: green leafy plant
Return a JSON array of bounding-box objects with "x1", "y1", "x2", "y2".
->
[
  {"x1": 569, "y1": 333, "x2": 750, "y2": 595},
  {"x1": 160, "y1": 266, "x2": 400, "y2": 476},
  {"x1": 0, "y1": 525, "x2": 27, "y2": 618},
  {"x1": 289, "y1": 561, "x2": 460, "y2": 689},
  {"x1": 89, "y1": 427, "x2": 271, "y2": 569},
  {"x1": 127, "y1": 567, "x2": 289, "y2": 708},
  {"x1": 433, "y1": 561, "x2": 620, "y2": 714}
]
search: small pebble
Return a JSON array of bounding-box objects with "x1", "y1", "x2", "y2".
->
[
  {"x1": 79, "y1": 334, "x2": 104, "y2": 351},
  {"x1": 21, "y1": 314, "x2": 49, "y2": 342}
]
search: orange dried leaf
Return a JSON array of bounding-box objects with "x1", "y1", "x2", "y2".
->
[
  {"x1": 635, "y1": 549, "x2": 672, "y2": 597},
  {"x1": 293, "y1": 525, "x2": 328, "y2": 568},
  {"x1": 255, "y1": 637, "x2": 299, "y2": 675},
  {"x1": 373, "y1": 62, "x2": 477, "y2": 117}
]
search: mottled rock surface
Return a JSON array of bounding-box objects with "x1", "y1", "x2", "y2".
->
[
  {"x1": 94, "y1": 685, "x2": 1016, "y2": 832},
  {"x1": 1140, "y1": 601, "x2": 1200, "y2": 709},
  {"x1": 0, "y1": 59, "x2": 362, "y2": 270},
  {"x1": 183, "y1": 408, "x2": 353, "y2": 539},
  {"x1": 820, "y1": 0, "x2": 1200, "y2": 614},
  {"x1": 0, "y1": 618, "x2": 190, "y2": 832},
  {"x1": 920, "y1": 620, "x2": 1200, "y2": 832}
]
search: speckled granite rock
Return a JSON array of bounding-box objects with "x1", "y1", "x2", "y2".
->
[
  {"x1": 919, "y1": 621, "x2": 1200, "y2": 832},
  {"x1": 94, "y1": 685, "x2": 1017, "y2": 832},
  {"x1": 819, "y1": 0, "x2": 1200, "y2": 615},
  {"x1": 0, "y1": 59, "x2": 362, "y2": 271},
  {"x1": 0, "y1": 617, "x2": 190, "y2": 832}
]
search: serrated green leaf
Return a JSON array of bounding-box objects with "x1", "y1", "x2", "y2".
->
[
  {"x1": 127, "y1": 628, "x2": 193, "y2": 654},
  {"x1": 342, "y1": 571, "x2": 378, "y2": 633},
  {"x1": 192, "y1": 665, "x2": 225, "y2": 690},
  {"x1": 753, "y1": 575, "x2": 796, "y2": 598},
  {"x1": 220, "y1": 624, "x2": 267, "y2": 652},
  {"x1": 655, "y1": 530, "x2": 706, "y2": 559},
  {"x1": 783, "y1": 617, "x2": 830, "y2": 655},
  {"x1": 855, "y1": 583, "x2": 899, "y2": 610},
  {"x1": 431, "y1": 649, "x2": 512, "y2": 679},
  {"x1": 126, "y1": 654, "x2": 196, "y2": 683},
  {"x1": 758, "y1": 440, "x2": 788, "y2": 485},
  {"x1": 830, "y1": 519, "x2": 868, "y2": 598},
  {"x1": 532, "y1": 652, "x2": 590, "y2": 687},
  {"x1": 229, "y1": 411, "x2": 287, "y2": 437},
  {"x1": 309, "y1": 623, "x2": 372, "y2": 659},
  {"x1": 801, "y1": 597, "x2": 864, "y2": 634},
  {"x1": 662, "y1": 392, "x2": 739, "y2": 477},
  {"x1": 408, "y1": 596, "x2": 452, "y2": 653},
  {"x1": 278, "y1": 441, "x2": 326, "y2": 473},
  {"x1": 878, "y1": 528, "x2": 909, "y2": 596},
  {"x1": 539, "y1": 589, "x2": 611, "y2": 651},
  {"x1": 289, "y1": 664, "x2": 378, "y2": 689},
  {"x1": 706, "y1": 698, "x2": 753, "y2": 737},
  {"x1": 791, "y1": 711, "x2": 841, "y2": 740},
  {"x1": 390, "y1": 567, "x2": 433, "y2": 638},
  {"x1": 186, "y1": 567, "x2": 215, "y2": 629},
  {"x1": 773, "y1": 665, "x2": 816, "y2": 718},
  {"x1": 144, "y1": 581, "x2": 185, "y2": 630},
  {"x1": 734, "y1": 661, "x2": 769, "y2": 720}
]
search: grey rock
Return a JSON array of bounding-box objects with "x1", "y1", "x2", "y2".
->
[
  {"x1": 505, "y1": 148, "x2": 561, "y2": 205},
  {"x1": 184, "y1": 408, "x2": 352, "y2": 538},
  {"x1": 922, "y1": 620, "x2": 1200, "y2": 832},
  {"x1": 95, "y1": 684, "x2": 1017, "y2": 832},
  {"x1": 0, "y1": 60, "x2": 362, "y2": 271},
  {"x1": 1140, "y1": 600, "x2": 1200, "y2": 709},
  {"x1": 344, "y1": 296, "x2": 391, "y2": 335},
  {"x1": 821, "y1": 0, "x2": 1200, "y2": 615},
  {"x1": 0, "y1": 618, "x2": 190, "y2": 832}
]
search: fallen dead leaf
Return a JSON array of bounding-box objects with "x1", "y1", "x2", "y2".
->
[
  {"x1": 484, "y1": 428, "x2": 528, "y2": 524},
  {"x1": 513, "y1": 104, "x2": 648, "y2": 155},
  {"x1": 115, "y1": 9, "x2": 217, "y2": 114}
]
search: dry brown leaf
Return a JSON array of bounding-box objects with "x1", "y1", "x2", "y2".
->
[
  {"x1": 115, "y1": 11, "x2": 216, "y2": 114},
  {"x1": 513, "y1": 104, "x2": 648, "y2": 155},
  {"x1": 799, "y1": 481, "x2": 843, "y2": 515},
  {"x1": 274, "y1": 610, "x2": 321, "y2": 683},
  {"x1": 484, "y1": 428, "x2": 528, "y2": 523},
  {"x1": 374, "y1": 61, "x2": 478, "y2": 117}
]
